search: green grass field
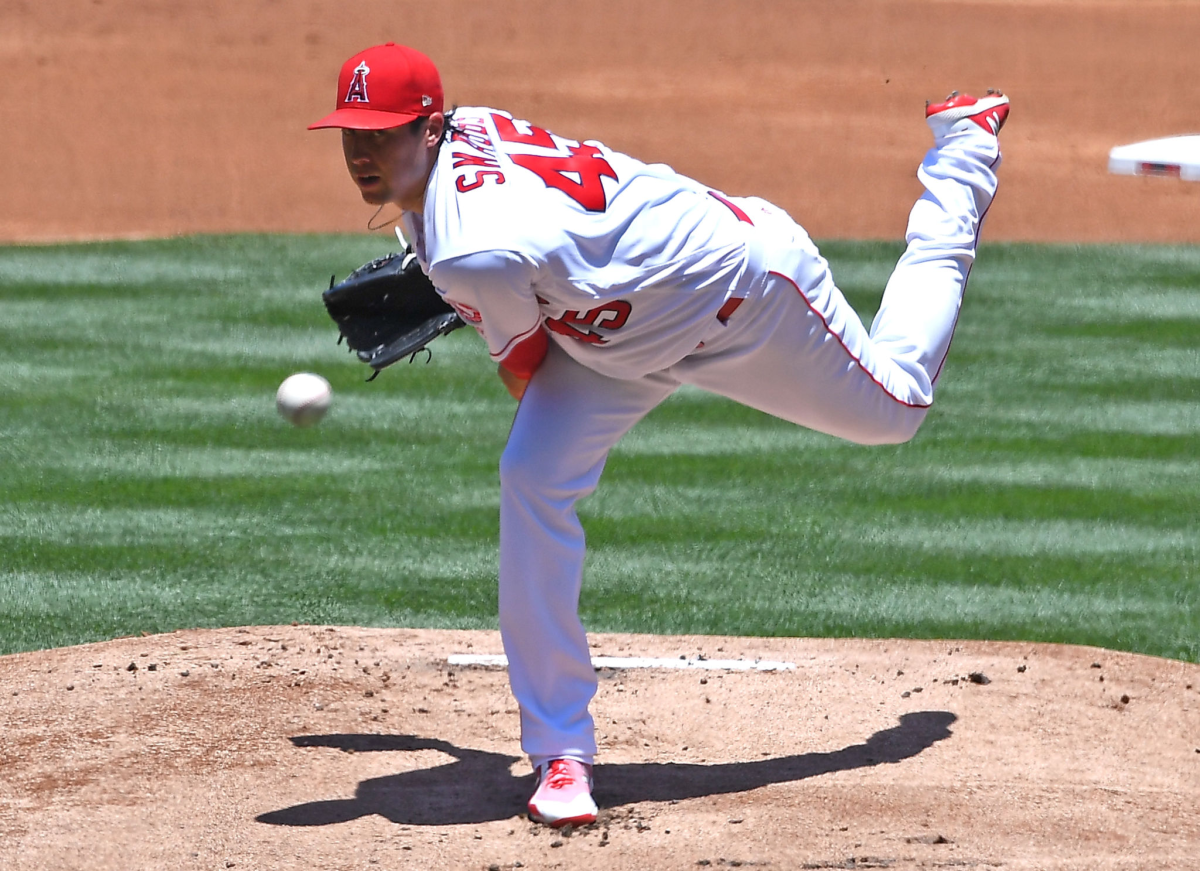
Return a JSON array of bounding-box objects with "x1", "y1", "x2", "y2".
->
[{"x1": 1, "y1": 236, "x2": 1197, "y2": 661}]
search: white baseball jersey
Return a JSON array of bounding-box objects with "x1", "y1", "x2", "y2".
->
[{"x1": 400, "y1": 107, "x2": 766, "y2": 380}]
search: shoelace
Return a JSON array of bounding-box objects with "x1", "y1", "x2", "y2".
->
[{"x1": 543, "y1": 760, "x2": 583, "y2": 791}]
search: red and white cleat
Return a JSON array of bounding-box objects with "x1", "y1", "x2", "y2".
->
[
  {"x1": 925, "y1": 90, "x2": 1010, "y2": 136},
  {"x1": 527, "y1": 759, "x2": 598, "y2": 827}
]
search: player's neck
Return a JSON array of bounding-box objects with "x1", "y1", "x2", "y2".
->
[{"x1": 395, "y1": 155, "x2": 436, "y2": 214}]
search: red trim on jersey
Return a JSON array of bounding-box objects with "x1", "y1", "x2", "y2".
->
[
  {"x1": 490, "y1": 319, "x2": 541, "y2": 361},
  {"x1": 497, "y1": 328, "x2": 548, "y2": 380},
  {"x1": 708, "y1": 191, "x2": 754, "y2": 225},
  {"x1": 770, "y1": 271, "x2": 932, "y2": 410}
]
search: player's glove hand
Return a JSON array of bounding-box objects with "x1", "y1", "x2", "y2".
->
[{"x1": 323, "y1": 248, "x2": 464, "y2": 378}]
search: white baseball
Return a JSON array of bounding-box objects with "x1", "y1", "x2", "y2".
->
[{"x1": 276, "y1": 373, "x2": 332, "y2": 427}]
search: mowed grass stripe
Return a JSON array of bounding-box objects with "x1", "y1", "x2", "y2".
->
[
  {"x1": 581, "y1": 550, "x2": 1197, "y2": 662},
  {"x1": 0, "y1": 235, "x2": 1196, "y2": 660}
]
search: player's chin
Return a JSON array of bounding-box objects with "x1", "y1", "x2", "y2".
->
[{"x1": 354, "y1": 177, "x2": 388, "y2": 203}]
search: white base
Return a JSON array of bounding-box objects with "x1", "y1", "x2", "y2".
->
[{"x1": 1108, "y1": 135, "x2": 1200, "y2": 181}]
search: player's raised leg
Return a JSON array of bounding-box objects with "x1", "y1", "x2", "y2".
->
[
  {"x1": 671, "y1": 92, "x2": 1008, "y2": 445},
  {"x1": 498, "y1": 343, "x2": 677, "y2": 823},
  {"x1": 868, "y1": 91, "x2": 1008, "y2": 391}
]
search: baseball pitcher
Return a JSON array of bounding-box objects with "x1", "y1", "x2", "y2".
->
[{"x1": 310, "y1": 42, "x2": 1009, "y2": 827}]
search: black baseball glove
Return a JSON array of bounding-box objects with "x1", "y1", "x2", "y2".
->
[{"x1": 323, "y1": 249, "x2": 464, "y2": 379}]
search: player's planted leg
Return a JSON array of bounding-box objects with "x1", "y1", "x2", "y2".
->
[{"x1": 498, "y1": 346, "x2": 676, "y2": 817}]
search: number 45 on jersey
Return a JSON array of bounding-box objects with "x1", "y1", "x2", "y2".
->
[{"x1": 492, "y1": 114, "x2": 618, "y2": 212}]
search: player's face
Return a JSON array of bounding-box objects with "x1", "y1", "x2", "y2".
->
[{"x1": 342, "y1": 114, "x2": 443, "y2": 212}]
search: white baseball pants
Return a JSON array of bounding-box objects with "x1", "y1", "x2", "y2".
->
[{"x1": 499, "y1": 129, "x2": 1002, "y2": 770}]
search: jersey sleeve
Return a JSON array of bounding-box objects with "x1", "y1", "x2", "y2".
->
[{"x1": 428, "y1": 249, "x2": 548, "y2": 380}]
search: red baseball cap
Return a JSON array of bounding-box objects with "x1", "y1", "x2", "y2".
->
[{"x1": 308, "y1": 43, "x2": 443, "y2": 130}]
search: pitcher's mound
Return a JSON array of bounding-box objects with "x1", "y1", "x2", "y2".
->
[{"x1": 2, "y1": 626, "x2": 1198, "y2": 870}]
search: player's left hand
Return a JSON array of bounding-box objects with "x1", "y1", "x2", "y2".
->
[{"x1": 323, "y1": 248, "x2": 464, "y2": 377}]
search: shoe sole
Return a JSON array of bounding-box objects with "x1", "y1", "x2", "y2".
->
[
  {"x1": 529, "y1": 809, "x2": 598, "y2": 827},
  {"x1": 926, "y1": 94, "x2": 1010, "y2": 125}
]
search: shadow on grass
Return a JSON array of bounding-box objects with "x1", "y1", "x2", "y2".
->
[{"x1": 256, "y1": 710, "x2": 955, "y2": 827}]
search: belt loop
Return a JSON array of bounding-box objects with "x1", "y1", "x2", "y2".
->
[
  {"x1": 735, "y1": 222, "x2": 768, "y2": 301},
  {"x1": 716, "y1": 297, "x2": 744, "y2": 324}
]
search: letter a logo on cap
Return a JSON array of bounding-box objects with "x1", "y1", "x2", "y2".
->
[
  {"x1": 344, "y1": 62, "x2": 370, "y2": 104},
  {"x1": 308, "y1": 44, "x2": 443, "y2": 130}
]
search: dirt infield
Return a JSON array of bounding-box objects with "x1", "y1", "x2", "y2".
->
[
  {"x1": 2, "y1": 0, "x2": 1199, "y2": 243},
  {"x1": 2, "y1": 627, "x2": 1198, "y2": 870}
]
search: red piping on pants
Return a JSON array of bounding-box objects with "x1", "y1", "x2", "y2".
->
[{"x1": 769, "y1": 270, "x2": 932, "y2": 411}]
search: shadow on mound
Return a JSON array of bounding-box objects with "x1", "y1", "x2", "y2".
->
[{"x1": 256, "y1": 710, "x2": 955, "y2": 828}]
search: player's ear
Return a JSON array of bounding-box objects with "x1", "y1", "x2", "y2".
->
[{"x1": 424, "y1": 112, "x2": 445, "y2": 147}]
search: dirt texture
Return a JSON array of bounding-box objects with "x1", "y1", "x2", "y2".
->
[
  {"x1": 2, "y1": 0, "x2": 1199, "y2": 243},
  {"x1": 2, "y1": 626, "x2": 1198, "y2": 870}
]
